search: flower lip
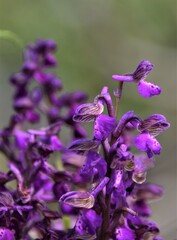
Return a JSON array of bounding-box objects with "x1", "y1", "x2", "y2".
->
[
  {"x1": 134, "y1": 133, "x2": 162, "y2": 158},
  {"x1": 137, "y1": 80, "x2": 161, "y2": 98},
  {"x1": 0, "y1": 227, "x2": 15, "y2": 240}
]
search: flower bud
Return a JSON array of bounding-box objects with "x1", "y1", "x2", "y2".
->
[{"x1": 13, "y1": 97, "x2": 33, "y2": 111}]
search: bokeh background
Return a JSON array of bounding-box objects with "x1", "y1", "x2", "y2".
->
[{"x1": 0, "y1": 0, "x2": 176, "y2": 238}]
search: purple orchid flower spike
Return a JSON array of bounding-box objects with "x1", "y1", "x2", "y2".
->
[
  {"x1": 112, "y1": 60, "x2": 161, "y2": 98},
  {"x1": 0, "y1": 40, "x2": 170, "y2": 239}
]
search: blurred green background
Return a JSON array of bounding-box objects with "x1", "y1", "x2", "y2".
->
[{"x1": 0, "y1": 0, "x2": 176, "y2": 238}]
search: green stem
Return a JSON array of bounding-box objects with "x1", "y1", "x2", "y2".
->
[{"x1": 114, "y1": 81, "x2": 124, "y2": 119}]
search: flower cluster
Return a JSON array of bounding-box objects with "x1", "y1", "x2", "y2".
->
[{"x1": 0, "y1": 40, "x2": 170, "y2": 240}]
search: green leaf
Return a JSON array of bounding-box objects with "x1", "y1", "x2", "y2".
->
[{"x1": 0, "y1": 30, "x2": 24, "y2": 48}]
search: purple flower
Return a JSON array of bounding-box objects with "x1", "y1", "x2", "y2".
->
[
  {"x1": 0, "y1": 40, "x2": 169, "y2": 240},
  {"x1": 114, "y1": 226, "x2": 135, "y2": 240},
  {"x1": 94, "y1": 114, "x2": 116, "y2": 141},
  {"x1": 0, "y1": 228, "x2": 15, "y2": 240},
  {"x1": 133, "y1": 60, "x2": 154, "y2": 81},
  {"x1": 80, "y1": 151, "x2": 107, "y2": 183},
  {"x1": 73, "y1": 102, "x2": 104, "y2": 122},
  {"x1": 137, "y1": 80, "x2": 161, "y2": 98},
  {"x1": 134, "y1": 132, "x2": 161, "y2": 158},
  {"x1": 59, "y1": 191, "x2": 95, "y2": 209},
  {"x1": 75, "y1": 209, "x2": 102, "y2": 236},
  {"x1": 13, "y1": 130, "x2": 30, "y2": 150},
  {"x1": 138, "y1": 114, "x2": 170, "y2": 136},
  {"x1": 113, "y1": 111, "x2": 141, "y2": 138},
  {"x1": 68, "y1": 139, "x2": 99, "y2": 151},
  {"x1": 112, "y1": 60, "x2": 161, "y2": 98},
  {"x1": 132, "y1": 154, "x2": 155, "y2": 183},
  {"x1": 134, "y1": 183, "x2": 164, "y2": 201},
  {"x1": 107, "y1": 167, "x2": 124, "y2": 194}
]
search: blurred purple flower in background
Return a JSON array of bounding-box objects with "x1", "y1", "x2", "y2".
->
[{"x1": 0, "y1": 40, "x2": 170, "y2": 239}]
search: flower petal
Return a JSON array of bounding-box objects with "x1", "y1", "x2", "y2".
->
[
  {"x1": 115, "y1": 227, "x2": 135, "y2": 240},
  {"x1": 134, "y1": 133, "x2": 150, "y2": 152},
  {"x1": 134, "y1": 154, "x2": 155, "y2": 173},
  {"x1": 94, "y1": 114, "x2": 116, "y2": 141},
  {"x1": 80, "y1": 151, "x2": 107, "y2": 182},
  {"x1": 112, "y1": 75, "x2": 133, "y2": 82},
  {"x1": 59, "y1": 191, "x2": 95, "y2": 209},
  {"x1": 134, "y1": 184, "x2": 164, "y2": 201},
  {"x1": 138, "y1": 114, "x2": 170, "y2": 136},
  {"x1": 113, "y1": 111, "x2": 141, "y2": 138},
  {"x1": 68, "y1": 139, "x2": 99, "y2": 151},
  {"x1": 146, "y1": 137, "x2": 161, "y2": 155},
  {"x1": 133, "y1": 60, "x2": 154, "y2": 81},
  {"x1": 138, "y1": 80, "x2": 161, "y2": 98},
  {"x1": 73, "y1": 102, "x2": 104, "y2": 122},
  {"x1": 0, "y1": 228, "x2": 15, "y2": 240}
]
